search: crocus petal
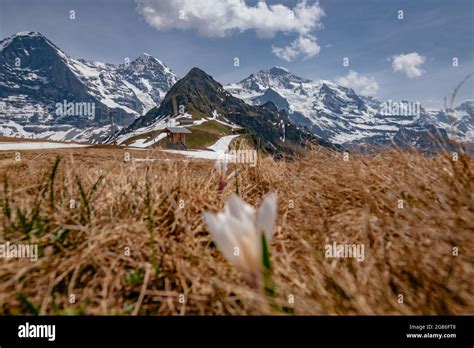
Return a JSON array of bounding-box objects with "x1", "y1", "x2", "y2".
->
[
  {"x1": 224, "y1": 200, "x2": 255, "y2": 239},
  {"x1": 238, "y1": 229, "x2": 262, "y2": 272},
  {"x1": 256, "y1": 192, "x2": 277, "y2": 242},
  {"x1": 203, "y1": 192, "x2": 277, "y2": 274},
  {"x1": 203, "y1": 212, "x2": 236, "y2": 263},
  {"x1": 222, "y1": 212, "x2": 257, "y2": 271},
  {"x1": 225, "y1": 194, "x2": 256, "y2": 226}
]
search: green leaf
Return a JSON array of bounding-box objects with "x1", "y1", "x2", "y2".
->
[
  {"x1": 2, "y1": 175, "x2": 11, "y2": 220},
  {"x1": 261, "y1": 232, "x2": 275, "y2": 298},
  {"x1": 49, "y1": 156, "x2": 61, "y2": 210},
  {"x1": 18, "y1": 293, "x2": 39, "y2": 315},
  {"x1": 261, "y1": 232, "x2": 271, "y2": 272},
  {"x1": 125, "y1": 268, "x2": 145, "y2": 285}
]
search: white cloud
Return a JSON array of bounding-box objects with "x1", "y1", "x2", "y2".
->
[
  {"x1": 391, "y1": 52, "x2": 426, "y2": 78},
  {"x1": 335, "y1": 70, "x2": 380, "y2": 96},
  {"x1": 272, "y1": 44, "x2": 299, "y2": 62},
  {"x1": 272, "y1": 35, "x2": 320, "y2": 62},
  {"x1": 136, "y1": 0, "x2": 325, "y2": 61}
]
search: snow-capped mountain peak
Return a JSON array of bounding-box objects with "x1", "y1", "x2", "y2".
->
[
  {"x1": 13, "y1": 31, "x2": 43, "y2": 37},
  {"x1": 268, "y1": 66, "x2": 290, "y2": 75},
  {"x1": 0, "y1": 31, "x2": 41, "y2": 48},
  {"x1": 233, "y1": 66, "x2": 311, "y2": 93},
  {"x1": 226, "y1": 67, "x2": 473, "y2": 146},
  {"x1": 0, "y1": 32, "x2": 178, "y2": 143},
  {"x1": 126, "y1": 53, "x2": 168, "y2": 70}
]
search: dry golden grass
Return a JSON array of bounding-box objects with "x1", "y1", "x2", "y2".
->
[{"x1": 0, "y1": 145, "x2": 472, "y2": 315}]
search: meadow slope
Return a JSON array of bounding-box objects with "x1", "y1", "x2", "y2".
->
[{"x1": 0, "y1": 145, "x2": 472, "y2": 315}]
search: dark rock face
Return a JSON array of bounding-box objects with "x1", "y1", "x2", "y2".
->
[
  {"x1": 392, "y1": 124, "x2": 459, "y2": 153},
  {"x1": 417, "y1": 101, "x2": 474, "y2": 146},
  {"x1": 0, "y1": 32, "x2": 99, "y2": 127},
  {"x1": 319, "y1": 83, "x2": 366, "y2": 115},
  {"x1": 457, "y1": 100, "x2": 474, "y2": 114},
  {"x1": 452, "y1": 101, "x2": 474, "y2": 142},
  {"x1": 251, "y1": 88, "x2": 289, "y2": 111}
]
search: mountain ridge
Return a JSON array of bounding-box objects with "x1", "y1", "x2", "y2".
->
[
  {"x1": 119, "y1": 67, "x2": 333, "y2": 155},
  {"x1": 0, "y1": 31, "x2": 178, "y2": 142},
  {"x1": 225, "y1": 67, "x2": 473, "y2": 148},
  {"x1": 0, "y1": 32, "x2": 471, "y2": 152}
]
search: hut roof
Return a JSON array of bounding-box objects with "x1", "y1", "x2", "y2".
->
[{"x1": 162, "y1": 127, "x2": 192, "y2": 134}]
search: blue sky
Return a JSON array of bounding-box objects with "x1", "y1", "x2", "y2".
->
[{"x1": 1, "y1": 0, "x2": 473, "y2": 108}]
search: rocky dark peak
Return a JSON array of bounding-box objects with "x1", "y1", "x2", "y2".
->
[
  {"x1": 183, "y1": 67, "x2": 220, "y2": 85},
  {"x1": 2, "y1": 31, "x2": 46, "y2": 45},
  {"x1": 0, "y1": 31, "x2": 62, "y2": 70},
  {"x1": 125, "y1": 67, "x2": 235, "y2": 128},
  {"x1": 121, "y1": 66, "x2": 327, "y2": 155},
  {"x1": 167, "y1": 67, "x2": 226, "y2": 106},
  {"x1": 14, "y1": 31, "x2": 44, "y2": 37}
]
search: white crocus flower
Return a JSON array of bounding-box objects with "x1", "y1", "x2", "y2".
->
[{"x1": 203, "y1": 193, "x2": 277, "y2": 287}]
